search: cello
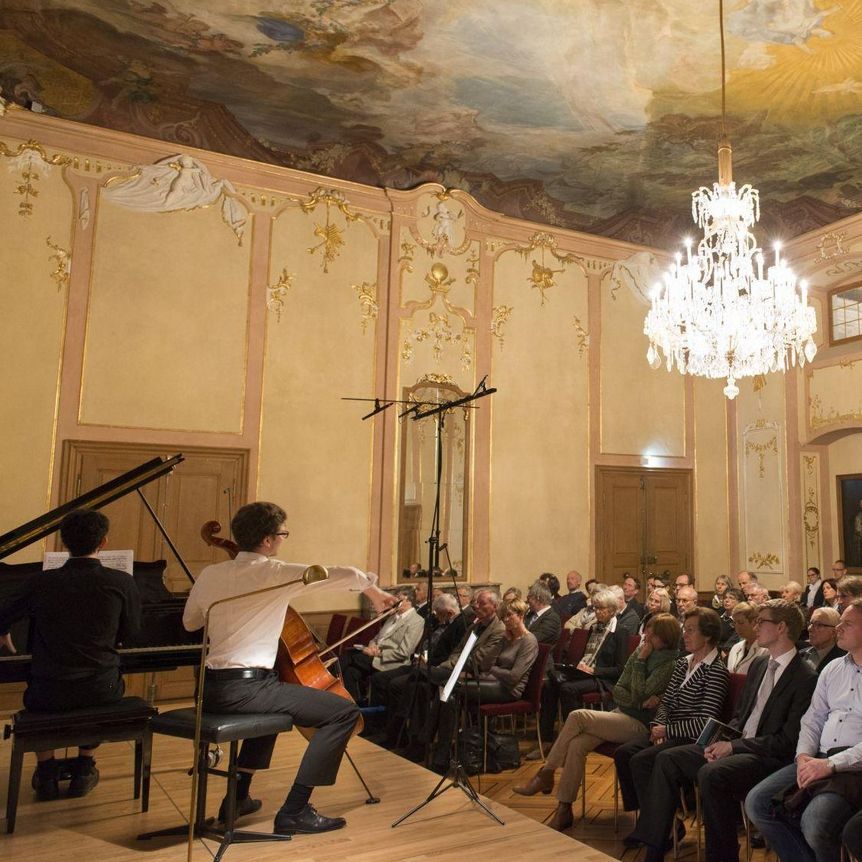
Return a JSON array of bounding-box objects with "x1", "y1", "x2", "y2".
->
[{"x1": 201, "y1": 519, "x2": 380, "y2": 734}]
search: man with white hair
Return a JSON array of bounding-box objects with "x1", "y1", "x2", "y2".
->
[
  {"x1": 800, "y1": 606, "x2": 845, "y2": 673},
  {"x1": 526, "y1": 580, "x2": 562, "y2": 645},
  {"x1": 610, "y1": 584, "x2": 640, "y2": 639}
]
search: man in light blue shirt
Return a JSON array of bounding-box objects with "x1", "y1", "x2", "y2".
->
[{"x1": 745, "y1": 598, "x2": 862, "y2": 862}]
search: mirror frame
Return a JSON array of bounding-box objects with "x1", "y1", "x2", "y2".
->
[{"x1": 829, "y1": 280, "x2": 862, "y2": 346}]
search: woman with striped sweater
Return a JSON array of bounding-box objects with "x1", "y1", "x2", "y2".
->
[{"x1": 613, "y1": 607, "x2": 729, "y2": 816}]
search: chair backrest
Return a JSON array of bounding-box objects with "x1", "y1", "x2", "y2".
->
[
  {"x1": 553, "y1": 628, "x2": 572, "y2": 662},
  {"x1": 343, "y1": 616, "x2": 382, "y2": 649},
  {"x1": 567, "y1": 628, "x2": 590, "y2": 664},
  {"x1": 721, "y1": 672, "x2": 748, "y2": 722},
  {"x1": 523, "y1": 643, "x2": 553, "y2": 710},
  {"x1": 626, "y1": 634, "x2": 641, "y2": 656},
  {"x1": 325, "y1": 613, "x2": 347, "y2": 647}
]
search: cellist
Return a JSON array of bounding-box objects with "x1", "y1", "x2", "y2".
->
[{"x1": 183, "y1": 501, "x2": 395, "y2": 835}]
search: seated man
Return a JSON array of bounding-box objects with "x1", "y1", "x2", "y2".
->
[
  {"x1": 525, "y1": 580, "x2": 562, "y2": 645},
  {"x1": 555, "y1": 570, "x2": 587, "y2": 617},
  {"x1": 183, "y1": 501, "x2": 394, "y2": 835},
  {"x1": 626, "y1": 600, "x2": 816, "y2": 862},
  {"x1": 745, "y1": 598, "x2": 862, "y2": 862},
  {"x1": 801, "y1": 606, "x2": 845, "y2": 673},
  {"x1": 340, "y1": 585, "x2": 424, "y2": 704},
  {"x1": 0, "y1": 509, "x2": 141, "y2": 800}
]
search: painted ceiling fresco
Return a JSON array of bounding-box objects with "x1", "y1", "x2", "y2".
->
[{"x1": 2, "y1": 0, "x2": 862, "y2": 248}]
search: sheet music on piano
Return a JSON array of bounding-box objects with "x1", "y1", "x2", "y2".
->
[{"x1": 43, "y1": 550, "x2": 135, "y2": 576}]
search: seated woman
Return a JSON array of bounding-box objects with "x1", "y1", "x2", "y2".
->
[
  {"x1": 564, "y1": 581, "x2": 604, "y2": 631},
  {"x1": 822, "y1": 577, "x2": 840, "y2": 609},
  {"x1": 514, "y1": 613, "x2": 680, "y2": 831},
  {"x1": 638, "y1": 587, "x2": 671, "y2": 636},
  {"x1": 617, "y1": 608, "x2": 728, "y2": 849},
  {"x1": 430, "y1": 598, "x2": 538, "y2": 772},
  {"x1": 726, "y1": 601, "x2": 767, "y2": 673},
  {"x1": 540, "y1": 589, "x2": 627, "y2": 744},
  {"x1": 711, "y1": 575, "x2": 731, "y2": 610}
]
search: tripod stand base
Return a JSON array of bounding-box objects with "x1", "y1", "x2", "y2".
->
[
  {"x1": 138, "y1": 821, "x2": 291, "y2": 862},
  {"x1": 391, "y1": 757, "x2": 504, "y2": 828}
]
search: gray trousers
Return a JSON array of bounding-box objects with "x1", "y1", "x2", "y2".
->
[{"x1": 203, "y1": 671, "x2": 359, "y2": 787}]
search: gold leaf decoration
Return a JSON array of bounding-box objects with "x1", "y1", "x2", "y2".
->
[
  {"x1": 748, "y1": 552, "x2": 780, "y2": 571},
  {"x1": 266, "y1": 268, "x2": 295, "y2": 323},
  {"x1": 491, "y1": 305, "x2": 513, "y2": 347},
  {"x1": 1, "y1": 139, "x2": 71, "y2": 217},
  {"x1": 572, "y1": 316, "x2": 590, "y2": 357},
  {"x1": 45, "y1": 236, "x2": 71, "y2": 291},
  {"x1": 417, "y1": 373, "x2": 454, "y2": 385},
  {"x1": 745, "y1": 436, "x2": 778, "y2": 479},
  {"x1": 513, "y1": 232, "x2": 580, "y2": 306},
  {"x1": 352, "y1": 281, "x2": 378, "y2": 334},
  {"x1": 804, "y1": 487, "x2": 820, "y2": 553},
  {"x1": 809, "y1": 393, "x2": 862, "y2": 429},
  {"x1": 300, "y1": 187, "x2": 364, "y2": 273},
  {"x1": 817, "y1": 230, "x2": 847, "y2": 261}
]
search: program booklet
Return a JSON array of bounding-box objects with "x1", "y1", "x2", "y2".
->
[{"x1": 696, "y1": 717, "x2": 742, "y2": 748}]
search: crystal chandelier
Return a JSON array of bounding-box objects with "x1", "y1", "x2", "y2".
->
[{"x1": 643, "y1": 0, "x2": 817, "y2": 400}]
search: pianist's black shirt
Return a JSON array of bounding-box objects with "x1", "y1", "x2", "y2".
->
[{"x1": 0, "y1": 557, "x2": 141, "y2": 682}]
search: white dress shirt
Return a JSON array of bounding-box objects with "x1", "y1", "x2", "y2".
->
[
  {"x1": 183, "y1": 551, "x2": 373, "y2": 669},
  {"x1": 797, "y1": 652, "x2": 862, "y2": 770}
]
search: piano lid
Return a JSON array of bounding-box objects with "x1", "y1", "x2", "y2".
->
[{"x1": 0, "y1": 454, "x2": 184, "y2": 560}]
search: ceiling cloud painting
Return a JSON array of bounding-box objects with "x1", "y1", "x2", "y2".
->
[{"x1": 2, "y1": 0, "x2": 861, "y2": 247}]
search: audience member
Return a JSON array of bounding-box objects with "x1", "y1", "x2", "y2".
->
[
  {"x1": 555, "y1": 570, "x2": 587, "y2": 617},
  {"x1": 800, "y1": 606, "x2": 845, "y2": 673},
  {"x1": 539, "y1": 572, "x2": 561, "y2": 602},
  {"x1": 611, "y1": 584, "x2": 641, "y2": 638},
  {"x1": 414, "y1": 579, "x2": 431, "y2": 619},
  {"x1": 802, "y1": 567, "x2": 825, "y2": 611},
  {"x1": 639, "y1": 587, "x2": 671, "y2": 636},
  {"x1": 430, "y1": 598, "x2": 537, "y2": 773},
  {"x1": 822, "y1": 577, "x2": 840, "y2": 609},
  {"x1": 720, "y1": 587, "x2": 745, "y2": 648},
  {"x1": 525, "y1": 580, "x2": 562, "y2": 645},
  {"x1": 615, "y1": 608, "x2": 728, "y2": 816},
  {"x1": 781, "y1": 581, "x2": 804, "y2": 606},
  {"x1": 727, "y1": 602, "x2": 768, "y2": 674},
  {"x1": 565, "y1": 581, "x2": 606, "y2": 631},
  {"x1": 514, "y1": 614, "x2": 680, "y2": 831},
  {"x1": 737, "y1": 570, "x2": 757, "y2": 592},
  {"x1": 675, "y1": 585, "x2": 699, "y2": 623},
  {"x1": 538, "y1": 589, "x2": 626, "y2": 748},
  {"x1": 745, "y1": 598, "x2": 862, "y2": 862},
  {"x1": 623, "y1": 574, "x2": 646, "y2": 619},
  {"x1": 502, "y1": 586, "x2": 522, "y2": 603},
  {"x1": 628, "y1": 600, "x2": 815, "y2": 862},
  {"x1": 837, "y1": 575, "x2": 862, "y2": 613},
  {"x1": 711, "y1": 575, "x2": 731, "y2": 610},
  {"x1": 833, "y1": 559, "x2": 849, "y2": 581}
]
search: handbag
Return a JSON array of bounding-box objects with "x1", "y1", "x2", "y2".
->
[{"x1": 456, "y1": 728, "x2": 521, "y2": 774}]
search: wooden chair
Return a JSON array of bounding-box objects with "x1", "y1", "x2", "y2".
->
[
  {"x1": 478, "y1": 643, "x2": 552, "y2": 772},
  {"x1": 325, "y1": 612, "x2": 348, "y2": 648},
  {"x1": 679, "y1": 672, "x2": 749, "y2": 862}
]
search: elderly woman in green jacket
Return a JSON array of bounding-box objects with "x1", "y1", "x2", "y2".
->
[{"x1": 514, "y1": 612, "x2": 680, "y2": 831}]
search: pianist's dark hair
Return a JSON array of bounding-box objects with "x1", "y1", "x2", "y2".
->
[
  {"x1": 60, "y1": 508, "x2": 109, "y2": 557},
  {"x1": 231, "y1": 501, "x2": 287, "y2": 551}
]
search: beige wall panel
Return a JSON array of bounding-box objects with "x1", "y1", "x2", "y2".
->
[
  {"x1": 808, "y1": 362, "x2": 862, "y2": 432},
  {"x1": 258, "y1": 206, "x2": 378, "y2": 571},
  {"x1": 801, "y1": 452, "x2": 823, "y2": 570},
  {"x1": 81, "y1": 196, "x2": 249, "y2": 432},
  {"x1": 489, "y1": 253, "x2": 589, "y2": 590},
  {"x1": 0, "y1": 147, "x2": 72, "y2": 559},
  {"x1": 827, "y1": 433, "x2": 862, "y2": 563},
  {"x1": 736, "y1": 379, "x2": 787, "y2": 588},
  {"x1": 692, "y1": 378, "x2": 730, "y2": 582},
  {"x1": 600, "y1": 280, "x2": 685, "y2": 457}
]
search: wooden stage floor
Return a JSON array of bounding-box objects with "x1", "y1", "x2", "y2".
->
[{"x1": 0, "y1": 718, "x2": 617, "y2": 862}]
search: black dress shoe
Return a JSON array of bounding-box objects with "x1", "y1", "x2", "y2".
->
[
  {"x1": 68, "y1": 760, "x2": 99, "y2": 798},
  {"x1": 31, "y1": 762, "x2": 60, "y2": 802},
  {"x1": 273, "y1": 804, "x2": 346, "y2": 835},
  {"x1": 218, "y1": 796, "x2": 262, "y2": 824}
]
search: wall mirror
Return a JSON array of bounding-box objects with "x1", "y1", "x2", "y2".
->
[
  {"x1": 397, "y1": 379, "x2": 470, "y2": 581},
  {"x1": 830, "y1": 281, "x2": 862, "y2": 345}
]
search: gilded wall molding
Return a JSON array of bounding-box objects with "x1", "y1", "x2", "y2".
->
[
  {"x1": 45, "y1": 236, "x2": 71, "y2": 292},
  {"x1": 801, "y1": 453, "x2": 821, "y2": 568},
  {"x1": 1, "y1": 139, "x2": 72, "y2": 216},
  {"x1": 748, "y1": 551, "x2": 781, "y2": 570},
  {"x1": 266, "y1": 267, "x2": 295, "y2": 323},
  {"x1": 299, "y1": 187, "x2": 366, "y2": 272},
  {"x1": 817, "y1": 231, "x2": 848, "y2": 261},
  {"x1": 745, "y1": 435, "x2": 778, "y2": 479},
  {"x1": 572, "y1": 315, "x2": 590, "y2": 357},
  {"x1": 352, "y1": 281, "x2": 379, "y2": 334},
  {"x1": 490, "y1": 304, "x2": 513, "y2": 348}
]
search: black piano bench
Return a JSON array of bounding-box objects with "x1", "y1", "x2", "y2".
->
[
  {"x1": 138, "y1": 708, "x2": 294, "y2": 862},
  {"x1": 4, "y1": 696, "x2": 157, "y2": 834}
]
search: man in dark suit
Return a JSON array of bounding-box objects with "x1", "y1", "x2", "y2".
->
[
  {"x1": 623, "y1": 574, "x2": 646, "y2": 620},
  {"x1": 626, "y1": 599, "x2": 816, "y2": 862},
  {"x1": 801, "y1": 566, "x2": 825, "y2": 613},
  {"x1": 555, "y1": 569, "x2": 587, "y2": 617},
  {"x1": 525, "y1": 580, "x2": 562, "y2": 645},
  {"x1": 800, "y1": 605, "x2": 845, "y2": 673}
]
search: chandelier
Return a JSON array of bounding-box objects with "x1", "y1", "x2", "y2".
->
[{"x1": 643, "y1": 0, "x2": 817, "y2": 400}]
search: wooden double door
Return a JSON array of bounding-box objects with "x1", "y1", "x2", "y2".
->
[{"x1": 596, "y1": 466, "x2": 692, "y2": 587}]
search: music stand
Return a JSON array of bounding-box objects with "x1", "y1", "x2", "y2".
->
[{"x1": 391, "y1": 631, "x2": 504, "y2": 827}]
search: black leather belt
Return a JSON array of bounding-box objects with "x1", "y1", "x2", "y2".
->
[{"x1": 205, "y1": 667, "x2": 270, "y2": 681}]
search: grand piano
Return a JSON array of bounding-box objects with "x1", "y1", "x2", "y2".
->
[{"x1": 0, "y1": 455, "x2": 203, "y2": 685}]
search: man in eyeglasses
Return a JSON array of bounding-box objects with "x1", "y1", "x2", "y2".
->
[{"x1": 801, "y1": 607, "x2": 845, "y2": 673}]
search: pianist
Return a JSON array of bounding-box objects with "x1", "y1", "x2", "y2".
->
[
  {"x1": 182, "y1": 501, "x2": 395, "y2": 836},
  {"x1": 0, "y1": 508, "x2": 141, "y2": 800}
]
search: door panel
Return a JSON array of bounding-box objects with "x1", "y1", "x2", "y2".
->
[{"x1": 597, "y1": 467, "x2": 692, "y2": 586}]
